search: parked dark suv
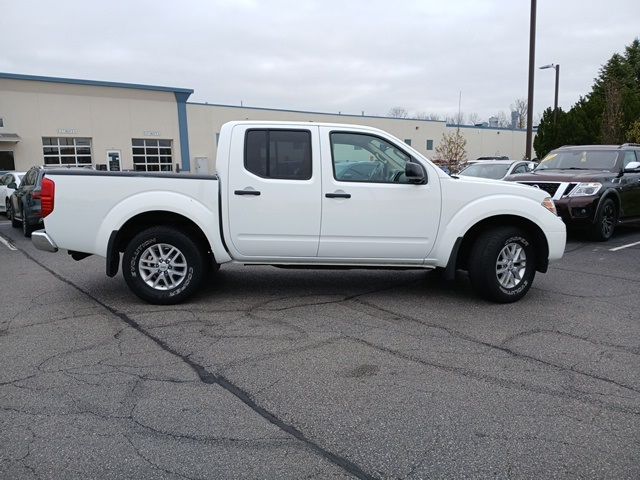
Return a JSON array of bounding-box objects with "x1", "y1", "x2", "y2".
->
[
  {"x1": 505, "y1": 144, "x2": 640, "y2": 240},
  {"x1": 8, "y1": 166, "x2": 46, "y2": 237}
]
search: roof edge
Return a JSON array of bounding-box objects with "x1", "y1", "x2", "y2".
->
[
  {"x1": 187, "y1": 101, "x2": 448, "y2": 124},
  {"x1": 0, "y1": 72, "x2": 193, "y2": 95}
]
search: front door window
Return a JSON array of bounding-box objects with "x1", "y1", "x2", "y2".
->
[{"x1": 330, "y1": 132, "x2": 416, "y2": 184}]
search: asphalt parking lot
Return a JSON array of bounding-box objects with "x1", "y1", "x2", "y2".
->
[{"x1": 1, "y1": 219, "x2": 639, "y2": 480}]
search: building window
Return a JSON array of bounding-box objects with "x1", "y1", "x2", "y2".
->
[
  {"x1": 404, "y1": 139, "x2": 412, "y2": 146},
  {"x1": 132, "y1": 139, "x2": 173, "y2": 171},
  {"x1": 0, "y1": 118, "x2": 4, "y2": 128},
  {"x1": 244, "y1": 129, "x2": 312, "y2": 180},
  {"x1": 426, "y1": 139, "x2": 434, "y2": 150},
  {"x1": 42, "y1": 137, "x2": 92, "y2": 166},
  {"x1": 0, "y1": 151, "x2": 15, "y2": 170}
]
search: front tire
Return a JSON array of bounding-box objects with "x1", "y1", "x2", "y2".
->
[
  {"x1": 468, "y1": 227, "x2": 536, "y2": 303},
  {"x1": 122, "y1": 226, "x2": 207, "y2": 304},
  {"x1": 590, "y1": 198, "x2": 616, "y2": 242}
]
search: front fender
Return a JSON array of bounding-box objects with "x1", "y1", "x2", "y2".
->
[{"x1": 430, "y1": 194, "x2": 565, "y2": 267}]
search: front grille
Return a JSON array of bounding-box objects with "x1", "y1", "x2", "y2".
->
[
  {"x1": 518, "y1": 182, "x2": 559, "y2": 196},
  {"x1": 563, "y1": 183, "x2": 577, "y2": 196}
]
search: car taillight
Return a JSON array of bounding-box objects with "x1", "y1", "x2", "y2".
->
[{"x1": 41, "y1": 178, "x2": 55, "y2": 218}]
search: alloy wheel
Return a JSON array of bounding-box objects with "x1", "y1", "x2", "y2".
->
[
  {"x1": 138, "y1": 243, "x2": 188, "y2": 291},
  {"x1": 495, "y1": 242, "x2": 527, "y2": 289}
]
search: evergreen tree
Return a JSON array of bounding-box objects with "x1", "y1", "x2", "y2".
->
[{"x1": 534, "y1": 38, "x2": 640, "y2": 158}]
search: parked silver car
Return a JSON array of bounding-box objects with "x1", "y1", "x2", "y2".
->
[{"x1": 458, "y1": 160, "x2": 535, "y2": 180}]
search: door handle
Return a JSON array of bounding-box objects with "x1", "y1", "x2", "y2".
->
[
  {"x1": 325, "y1": 192, "x2": 351, "y2": 199},
  {"x1": 234, "y1": 189, "x2": 261, "y2": 196}
]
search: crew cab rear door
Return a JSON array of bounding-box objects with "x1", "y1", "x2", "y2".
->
[
  {"x1": 318, "y1": 127, "x2": 441, "y2": 262},
  {"x1": 227, "y1": 125, "x2": 322, "y2": 258}
]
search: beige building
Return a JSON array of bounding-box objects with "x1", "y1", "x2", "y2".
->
[
  {"x1": 1, "y1": 72, "x2": 531, "y2": 174},
  {"x1": 0, "y1": 73, "x2": 192, "y2": 173}
]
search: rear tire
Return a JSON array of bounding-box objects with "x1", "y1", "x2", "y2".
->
[
  {"x1": 468, "y1": 227, "x2": 536, "y2": 303},
  {"x1": 590, "y1": 198, "x2": 616, "y2": 242},
  {"x1": 9, "y1": 203, "x2": 21, "y2": 229},
  {"x1": 122, "y1": 226, "x2": 207, "y2": 304}
]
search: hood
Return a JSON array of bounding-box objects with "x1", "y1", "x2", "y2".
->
[
  {"x1": 504, "y1": 169, "x2": 616, "y2": 182},
  {"x1": 451, "y1": 174, "x2": 549, "y2": 202}
]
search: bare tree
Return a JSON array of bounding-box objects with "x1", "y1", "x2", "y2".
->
[
  {"x1": 414, "y1": 112, "x2": 442, "y2": 121},
  {"x1": 467, "y1": 112, "x2": 481, "y2": 125},
  {"x1": 493, "y1": 111, "x2": 510, "y2": 128},
  {"x1": 434, "y1": 130, "x2": 467, "y2": 172},
  {"x1": 510, "y1": 98, "x2": 528, "y2": 129},
  {"x1": 387, "y1": 106, "x2": 409, "y2": 118},
  {"x1": 444, "y1": 112, "x2": 465, "y2": 126},
  {"x1": 601, "y1": 80, "x2": 624, "y2": 143}
]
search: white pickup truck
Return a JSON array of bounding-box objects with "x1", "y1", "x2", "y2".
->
[{"x1": 32, "y1": 121, "x2": 566, "y2": 304}]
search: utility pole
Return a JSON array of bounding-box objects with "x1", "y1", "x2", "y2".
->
[
  {"x1": 525, "y1": 0, "x2": 537, "y2": 160},
  {"x1": 457, "y1": 91, "x2": 462, "y2": 132}
]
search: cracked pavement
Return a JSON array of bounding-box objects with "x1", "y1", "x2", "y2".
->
[{"x1": 1, "y1": 220, "x2": 639, "y2": 479}]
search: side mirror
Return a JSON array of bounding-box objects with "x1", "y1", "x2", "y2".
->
[
  {"x1": 7, "y1": 182, "x2": 17, "y2": 190},
  {"x1": 405, "y1": 162, "x2": 427, "y2": 184},
  {"x1": 624, "y1": 161, "x2": 640, "y2": 172}
]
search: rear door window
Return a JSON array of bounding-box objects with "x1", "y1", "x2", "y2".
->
[{"x1": 245, "y1": 129, "x2": 312, "y2": 180}]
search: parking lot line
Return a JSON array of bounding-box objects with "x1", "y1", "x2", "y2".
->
[
  {"x1": 609, "y1": 241, "x2": 640, "y2": 252},
  {"x1": 0, "y1": 234, "x2": 18, "y2": 251}
]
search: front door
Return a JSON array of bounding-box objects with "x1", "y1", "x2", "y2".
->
[
  {"x1": 227, "y1": 125, "x2": 321, "y2": 258},
  {"x1": 620, "y1": 150, "x2": 640, "y2": 218},
  {"x1": 107, "y1": 150, "x2": 121, "y2": 171},
  {"x1": 318, "y1": 127, "x2": 441, "y2": 263}
]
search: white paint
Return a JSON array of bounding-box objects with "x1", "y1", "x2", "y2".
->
[
  {"x1": 0, "y1": 234, "x2": 17, "y2": 251},
  {"x1": 609, "y1": 241, "x2": 640, "y2": 252}
]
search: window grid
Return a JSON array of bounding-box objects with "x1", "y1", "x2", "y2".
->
[
  {"x1": 132, "y1": 139, "x2": 173, "y2": 172},
  {"x1": 426, "y1": 139, "x2": 434, "y2": 150},
  {"x1": 42, "y1": 137, "x2": 92, "y2": 166}
]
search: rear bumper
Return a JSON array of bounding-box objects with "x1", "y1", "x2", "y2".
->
[{"x1": 32, "y1": 230, "x2": 58, "y2": 253}]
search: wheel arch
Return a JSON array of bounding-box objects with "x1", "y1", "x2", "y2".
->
[
  {"x1": 454, "y1": 215, "x2": 549, "y2": 274},
  {"x1": 595, "y1": 189, "x2": 621, "y2": 220},
  {"x1": 107, "y1": 211, "x2": 214, "y2": 277}
]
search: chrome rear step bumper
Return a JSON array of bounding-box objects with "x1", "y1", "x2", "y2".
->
[{"x1": 32, "y1": 230, "x2": 58, "y2": 253}]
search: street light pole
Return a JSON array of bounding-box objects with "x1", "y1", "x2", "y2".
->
[
  {"x1": 525, "y1": 0, "x2": 537, "y2": 160},
  {"x1": 554, "y1": 64, "x2": 560, "y2": 112},
  {"x1": 540, "y1": 63, "x2": 560, "y2": 123}
]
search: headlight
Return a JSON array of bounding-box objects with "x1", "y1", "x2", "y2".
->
[
  {"x1": 542, "y1": 197, "x2": 558, "y2": 215},
  {"x1": 569, "y1": 182, "x2": 602, "y2": 197}
]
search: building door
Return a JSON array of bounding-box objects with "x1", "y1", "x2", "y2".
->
[{"x1": 107, "y1": 150, "x2": 121, "y2": 171}]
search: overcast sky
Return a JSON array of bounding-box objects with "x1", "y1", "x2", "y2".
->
[{"x1": 2, "y1": 0, "x2": 639, "y2": 122}]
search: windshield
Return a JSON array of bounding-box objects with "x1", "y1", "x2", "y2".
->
[
  {"x1": 459, "y1": 163, "x2": 511, "y2": 179},
  {"x1": 537, "y1": 150, "x2": 619, "y2": 171}
]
